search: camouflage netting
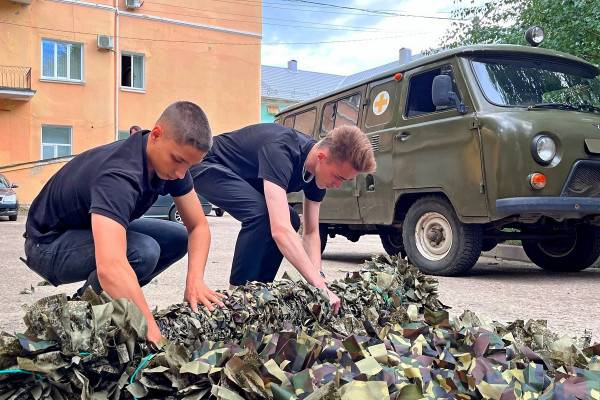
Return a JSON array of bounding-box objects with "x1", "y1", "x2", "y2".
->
[{"x1": 1, "y1": 255, "x2": 600, "y2": 399}]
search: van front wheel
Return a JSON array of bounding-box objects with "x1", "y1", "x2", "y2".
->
[
  {"x1": 522, "y1": 225, "x2": 600, "y2": 272},
  {"x1": 402, "y1": 197, "x2": 482, "y2": 276}
]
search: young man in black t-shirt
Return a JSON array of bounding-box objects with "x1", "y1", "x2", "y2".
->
[
  {"x1": 190, "y1": 123, "x2": 376, "y2": 313},
  {"x1": 25, "y1": 101, "x2": 224, "y2": 344}
]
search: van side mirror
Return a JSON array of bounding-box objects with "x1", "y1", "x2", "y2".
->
[
  {"x1": 432, "y1": 75, "x2": 467, "y2": 114},
  {"x1": 11, "y1": 183, "x2": 18, "y2": 189}
]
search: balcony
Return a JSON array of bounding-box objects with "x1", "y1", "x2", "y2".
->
[{"x1": 0, "y1": 66, "x2": 35, "y2": 101}]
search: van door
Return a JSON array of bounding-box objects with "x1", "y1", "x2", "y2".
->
[
  {"x1": 356, "y1": 76, "x2": 401, "y2": 224},
  {"x1": 318, "y1": 90, "x2": 365, "y2": 222},
  {"x1": 394, "y1": 61, "x2": 488, "y2": 219}
]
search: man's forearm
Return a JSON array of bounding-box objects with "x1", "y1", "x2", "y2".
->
[
  {"x1": 273, "y1": 227, "x2": 325, "y2": 288},
  {"x1": 98, "y1": 261, "x2": 157, "y2": 326},
  {"x1": 302, "y1": 231, "x2": 322, "y2": 272},
  {"x1": 185, "y1": 223, "x2": 211, "y2": 282}
]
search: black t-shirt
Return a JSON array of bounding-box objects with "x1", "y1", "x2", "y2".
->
[
  {"x1": 26, "y1": 131, "x2": 193, "y2": 243},
  {"x1": 191, "y1": 123, "x2": 326, "y2": 202}
]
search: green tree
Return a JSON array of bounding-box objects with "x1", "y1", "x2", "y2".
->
[{"x1": 439, "y1": 0, "x2": 600, "y2": 64}]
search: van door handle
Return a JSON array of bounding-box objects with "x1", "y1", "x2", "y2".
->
[{"x1": 395, "y1": 131, "x2": 411, "y2": 141}]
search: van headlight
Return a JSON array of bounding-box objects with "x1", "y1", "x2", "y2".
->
[
  {"x1": 532, "y1": 135, "x2": 556, "y2": 165},
  {"x1": 2, "y1": 195, "x2": 16, "y2": 204}
]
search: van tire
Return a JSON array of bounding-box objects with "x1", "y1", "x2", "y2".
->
[
  {"x1": 215, "y1": 208, "x2": 224, "y2": 217},
  {"x1": 402, "y1": 196, "x2": 482, "y2": 276},
  {"x1": 319, "y1": 224, "x2": 329, "y2": 254},
  {"x1": 9, "y1": 215, "x2": 17, "y2": 222},
  {"x1": 379, "y1": 231, "x2": 406, "y2": 258},
  {"x1": 522, "y1": 225, "x2": 600, "y2": 272}
]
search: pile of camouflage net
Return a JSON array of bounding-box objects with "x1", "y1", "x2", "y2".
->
[{"x1": 1, "y1": 255, "x2": 600, "y2": 399}]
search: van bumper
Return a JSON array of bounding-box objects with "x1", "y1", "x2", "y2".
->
[{"x1": 496, "y1": 197, "x2": 600, "y2": 219}]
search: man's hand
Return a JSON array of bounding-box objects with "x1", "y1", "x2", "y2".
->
[
  {"x1": 324, "y1": 287, "x2": 341, "y2": 314},
  {"x1": 185, "y1": 280, "x2": 226, "y2": 312},
  {"x1": 146, "y1": 318, "x2": 163, "y2": 345}
]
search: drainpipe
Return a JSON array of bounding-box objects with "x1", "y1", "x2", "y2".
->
[{"x1": 114, "y1": 1, "x2": 119, "y2": 140}]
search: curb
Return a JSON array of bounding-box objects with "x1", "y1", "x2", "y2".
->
[{"x1": 482, "y1": 244, "x2": 531, "y2": 263}]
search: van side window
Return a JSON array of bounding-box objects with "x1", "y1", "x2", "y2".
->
[
  {"x1": 406, "y1": 65, "x2": 460, "y2": 117},
  {"x1": 320, "y1": 93, "x2": 361, "y2": 136},
  {"x1": 283, "y1": 115, "x2": 294, "y2": 128},
  {"x1": 293, "y1": 108, "x2": 317, "y2": 136}
]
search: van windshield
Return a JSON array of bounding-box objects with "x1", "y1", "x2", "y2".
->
[{"x1": 471, "y1": 56, "x2": 600, "y2": 111}]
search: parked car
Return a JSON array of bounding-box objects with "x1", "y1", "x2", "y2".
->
[
  {"x1": 144, "y1": 193, "x2": 224, "y2": 223},
  {"x1": 0, "y1": 173, "x2": 19, "y2": 221},
  {"x1": 277, "y1": 36, "x2": 600, "y2": 275}
]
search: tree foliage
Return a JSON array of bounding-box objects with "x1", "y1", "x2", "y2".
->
[{"x1": 439, "y1": 0, "x2": 600, "y2": 65}]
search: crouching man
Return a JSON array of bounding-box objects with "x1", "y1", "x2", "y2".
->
[
  {"x1": 24, "y1": 101, "x2": 224, "y2": 344},
  {"x1": 191, "y1": 123, "x2": 376, "y2": 313}
]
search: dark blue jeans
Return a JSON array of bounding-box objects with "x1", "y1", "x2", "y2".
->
[
  {"x1": 193, "y1": 161, "x2": 301, "y2": 286},
  {"x1": 24, "y1": 218, "x2": 188, "y2": 294}
]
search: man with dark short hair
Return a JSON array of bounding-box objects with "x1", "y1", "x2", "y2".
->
[
  {"x1": 24, "y1": 101, "x2": 224, "y2": 344},
  {"x1": 191, "y1": 123, "x2": 376, "y2": 313}
]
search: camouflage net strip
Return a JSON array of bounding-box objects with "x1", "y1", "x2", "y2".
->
[{"x1": 0, "y1": 255, "x2": 599, "y2": 399}]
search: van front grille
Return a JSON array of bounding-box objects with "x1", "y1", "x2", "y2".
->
[{"x1": 562, "y1": 160, "x2": 600, "y2": 197}]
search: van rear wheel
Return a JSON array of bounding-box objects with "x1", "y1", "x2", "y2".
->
[
  {"x1": 402, "y1": 196, "x2": 482, "y2": 276},
  {"x1": 522, "y1": 225, "x2": 600, "y2": 272},
  {"x1": 379, "y1": 231, "x2": 406, "y2": 258}
]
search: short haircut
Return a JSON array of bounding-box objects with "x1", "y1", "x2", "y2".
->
[
  {"x1": 157, "y1": 101, "x2": 212, "y2": 152},
  {"x1": 129, "y1": 125, "x2": 142, "y2": 135},
  {"x1": 318, "y1": 125, "x2": 376, "y2": 172}
]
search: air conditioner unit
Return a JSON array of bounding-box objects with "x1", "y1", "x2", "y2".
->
[
  {"x1": 125, "y1": 0, "x2": 143, "y2": 9},
  {"x1": 97, "y1": 35, "x2": 114, "y2": 50}
]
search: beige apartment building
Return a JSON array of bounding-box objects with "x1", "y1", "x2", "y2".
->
[{"x1": 0, "y1": 0, "x2": 261, "y2": 203}]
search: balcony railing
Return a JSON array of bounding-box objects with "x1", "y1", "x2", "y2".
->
[
  {"x1": 0, "y1": 65, "x2": 31, "y2": 90},
  {"x1": 0, "y1": 65, "x2": 35, "y2": 101}
]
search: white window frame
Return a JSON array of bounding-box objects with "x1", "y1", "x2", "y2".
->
[
  {"x1": 41, "y1": 125, "x2": 73, "y2": 160},
  {"x1": 121, "y1": 52, "x2": 145, "y2": 91},
  {"x1": 40, "y1": 39, "x2": 84, "y2": 83}
]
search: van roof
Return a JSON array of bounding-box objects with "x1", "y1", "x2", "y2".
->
[{"x1": 276, "y1": 44, "x2": 598, "y2": 116}]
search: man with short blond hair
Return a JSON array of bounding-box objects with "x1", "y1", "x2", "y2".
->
[{"x1": 191, "y1": 123, "x2": 376, "y2": 312}]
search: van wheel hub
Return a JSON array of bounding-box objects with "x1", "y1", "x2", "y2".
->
[{"x1": 415, "y1": 212, "x2": 453, "y2": 260}]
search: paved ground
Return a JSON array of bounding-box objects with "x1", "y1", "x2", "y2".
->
[{"x1": 1, "y1": 213, "x2": 599, "y2": 340}]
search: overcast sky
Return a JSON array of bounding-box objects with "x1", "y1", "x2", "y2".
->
[{"x1": 260, "y1": 0, "x2": 466, "y2": 75}]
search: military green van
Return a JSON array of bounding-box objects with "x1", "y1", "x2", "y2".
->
[{"x1": 276, "y1": 43, "x2": 600, "y2": 276}]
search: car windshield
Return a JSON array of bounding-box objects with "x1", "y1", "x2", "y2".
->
[
  {"x1": 471, "y1": 56, "x2": 600, "y2": 110},
  {"x1": 0, "y1": 177, "x2": 8, "y2": 188}
]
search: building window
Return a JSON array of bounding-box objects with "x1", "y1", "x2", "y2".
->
[
  {"x1": 41, "y1": 125, "x2": 72, "y2": 160},
  {"x1": 121, "y1": 53, "x2": 144, "y2": 90},
  {"x1": 41, "y1": 40, "x2": 83, "y2": 81},
  {"x1": 117, "y1": 130, "x2": 129, "y2": 141}
]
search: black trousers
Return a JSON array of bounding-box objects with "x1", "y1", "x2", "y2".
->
[{"x1": 193, "y1": 161, "x2": 301, "y2": 286}]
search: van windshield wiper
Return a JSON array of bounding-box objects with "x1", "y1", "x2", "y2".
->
[
  {"x1": 527, "y1": 102, "x2": 579, "y2": 111},
  {"x1": 576, "y1": 103, "x2": 600, "y2": 114}
]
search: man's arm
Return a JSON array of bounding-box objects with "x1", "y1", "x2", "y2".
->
[
  {"x1": 91, "y1": 213, "x2": 162, "y2": 344},
  {"x1": 302, "y1": 197, "x2": 322, "y2": 271},
  {"x1": 173, "y1": 190, "x2": 224, "y2": 312},
  {"x1": 264, "y1": 181, "x2": 340, "y2": 312},
  {"x1": 264, "y1": 181, "x2": 324, "y2": 287}
]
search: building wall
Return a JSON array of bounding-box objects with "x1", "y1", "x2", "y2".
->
[{"x1": 0, "y1": 0, "x2": 261, "y2": 204}]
